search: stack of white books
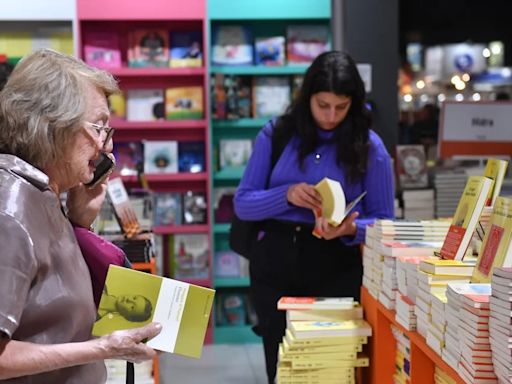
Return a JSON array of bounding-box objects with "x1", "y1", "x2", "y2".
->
[
  {"x1": 434, "y1": 169, "x2": 468, "y2": 219},
  {"x1": 457, "y1": 286, "x2": 496, "y2": 384},
  {"x1": 426, "y1": 292, "x2": 447, "y2": 356},
  {"x1": 489, "y1": 268, "x2": 512, "y2": 384},
  {"x1": 402, "y1": 189, "x2": 435, "y2": 220},
  {"x1": 361, "y1": 242, "x2": 383, "y2": 300}
]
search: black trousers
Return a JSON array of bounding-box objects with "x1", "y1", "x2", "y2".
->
[{"x1": 249, "y1": 220, "x2": 363, "y2": 384}]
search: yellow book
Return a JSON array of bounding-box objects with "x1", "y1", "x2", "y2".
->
[
  {"x1": 283, "y1": 336, "x2": 361, "y2": 354},
  {"x1": 312, "y1": 177, "x2": 366, "y2": 237},
  {"x1": 483, "y1": 158, "x2": 508, "y2": 206},
  {"x1": 289, "y1": 319, "x2": 372, "y2": 339},
  {"x1": 285, "y1": 328, "x2": 367, "y2": 347},
  {"x1": 92, "y1": 265, "x2": 215, "y2": 358},
  {"x1": 419, "y1": 259, "x2": 474, "y2": 276},
  {"x1": 439, "y1": 176, "x2": 493, "y2": 260},
  {"x1": 472, "y1": 196, "x2": 512, "y2": 283},
  {"x1": 165, "y1": 86, "x2": 203, "y2": 120}
]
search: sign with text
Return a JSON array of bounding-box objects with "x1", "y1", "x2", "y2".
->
[{"x1": 439, "y1": 101, "x2": 512, "y2": 158}]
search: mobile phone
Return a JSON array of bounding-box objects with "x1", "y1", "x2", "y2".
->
[{"x1": 85, "y1": 152, "x2": 115, "y2": 189}]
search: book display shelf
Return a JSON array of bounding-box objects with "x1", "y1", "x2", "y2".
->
[
  {"x1": 0, "y1": 0, "x2": 76, "y2": 65},
  {"x1": 207, "y1": 0, "x2": 332, "y2": 343},
  {"x1": 361, "y1": 286, "x2": 464, "y2": 384},
  {"x1": 77, "y1": 0, "x2": 213, "y2": 352}
]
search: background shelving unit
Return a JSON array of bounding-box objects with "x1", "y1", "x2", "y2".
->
[
  {"x1": 77, "y1": 0, "x2": 212, "y2": 355},
  {"x1": 207, "y1": 0, "x2": 332, "y2": 344},
  {"x1": 361, "y1": 286, "x2": 465, "y2": 384}
]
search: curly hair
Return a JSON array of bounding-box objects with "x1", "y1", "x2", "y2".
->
[{"x1": 273, "y1": 51, "x2": 371, "y2": 181}]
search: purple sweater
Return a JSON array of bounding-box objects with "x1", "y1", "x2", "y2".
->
[{"x1": 234, "y1": 120, "x2": 395, "y2": 245}]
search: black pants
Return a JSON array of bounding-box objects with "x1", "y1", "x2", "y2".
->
[{"x1": 249, "y1": 220, "x2": 363, "y2": 384}]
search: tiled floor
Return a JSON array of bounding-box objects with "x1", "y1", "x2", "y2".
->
[{"x1": 159, "y1": 343, "x2": 267, "y2": 384}]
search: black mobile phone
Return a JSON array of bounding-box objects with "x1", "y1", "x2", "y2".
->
[{"x1": 85, "y1": 152, "x2": 115, "y2": 189}]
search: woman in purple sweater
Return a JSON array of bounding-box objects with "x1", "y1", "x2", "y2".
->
[{"x1": 234, "y1": 51, "x2": 395, "y2": 383}]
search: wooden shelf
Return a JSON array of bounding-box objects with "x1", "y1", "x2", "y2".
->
[
  {"x1": 153, "y1": 224, "x2": 209, "y2": 234},
  {"x1": 109, "y1": 67, "x2": 205, "y2": 77},
  {"x1": 361, "y1": 286, "x2": 465, "y2": 384},
  {"x1": 214, "y1": 277, "x2": 250, "y2": 288}
]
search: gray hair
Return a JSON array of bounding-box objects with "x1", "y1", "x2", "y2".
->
[{"x1": 0, "y1": 49, "x2": 119, "y2": 169}]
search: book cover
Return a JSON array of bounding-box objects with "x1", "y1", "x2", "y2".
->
[
  {"x1": 395, "y1": 145, "x2": 428, "y2": 189},
  {"x1": 83, "y1": 31, "x2": 121, "y2": 69},
  {"x1": 143, "y1": 141, "x2": 178, "y2": 174},
  {"x1": 472, "y1": 196, "x2": 512, "y2": 283},
  {"x1": 217, "y1": 292, "x2": 246, "y2": 326},
  {"x1": 178, "y1": 141, "x2": 205, "y2": 173},
  {"x1": 169, "y1": 31, "x2": 203, "y2": 68},
  {"x1": 171, "y1": 234, "x2": 209, "y2": 280},
  {"x1": 112, "y1": 141, "x2": 143, "y2": 177},
  {"x1": 153, "y1": 193, "x2": 182, "y2": 226},
  {"x1": 483, "y1": 158, "x2": 508, "y2": 206},
  {"x1": 286, "y1": 25, "x2": 330, "y2": 64},
  {"x1": 106, "y1": 177, "x2": 141, "y2": 239},
  {"x1": 126, "y1": 89, "x2": 165, "y2": 121},
  {"x1": 439, "y1": 176, "x2": 493, "y2": 260},
  {"x1": 92, "y1": 265, "x2": 214, "y2": 358},
  {"x1": 419, "y1": 259, "x2": 474, "y2": 276},
  {"x1": 254, "y1": 36, "x2": 285, "y2": 66},
  {"x1": 289, "y1": 319, "x2": 372, "y2": 339},
  {"x1": 252, "y1": 76, "x2": 291, "y2": 118},
  {"x1": 165, "y1": 87, "x2": 203, "y2": 120},
  {"x1": 214, "y1": 250, "x2": 240, "y2": 278},
  {"x1": 219, "y1": 139, "x2": 252, "y2": 169},
  {"x1": 108, "y1": 93, "x2": 126, "y2": 120},
  {"x1": 183, "y1": 191, "x2": 207, "y2": 224},
  {"x1": 277, "y1": 297, "x2": 354, "y2": 311},
  {"x1": 128, "y1": 29, "x2": 169, "y2": 68},
  {"x1": 211, "y1": 25, "x2": 253, "y2": 66},
  {"x1": 214, "y1": 187, "x2": 236, "y2": 223},
  {"x1": 376, "y1": 240, "x2": 443, "y2": 257}
]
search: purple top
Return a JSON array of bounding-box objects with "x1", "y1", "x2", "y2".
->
[{"x1": 234, "y1": 120, "x2": 395, "y2": 245}]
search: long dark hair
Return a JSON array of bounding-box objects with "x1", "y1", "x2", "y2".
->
[{"x1": 274, "y1": 51, "x2": 371, "y2": 181}]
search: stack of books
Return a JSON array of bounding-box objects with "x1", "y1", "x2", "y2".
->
[
  {"x1": 391, "y1": 325, "x2": 411, "y2": 383},
  {"x1": 402, "y1": 189, "x2": 435, "y2": 220},
  {"x1": 276, "y1": 297, "x2": 371, "y2": 384},
  {"x1": 434, "y1": 365, "x2": 457, "y2": 384},
  {"x1": 489, "y1": 268, "x2": 512, "y2": 383},
  {"x1": 457, "y1": 286, "x2": 496, "y2": 383},
  {"x1": 434, "y1": 169, "x2": 468, "y2": 218}
]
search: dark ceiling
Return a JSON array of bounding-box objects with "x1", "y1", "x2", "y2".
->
[{"x1": 399, "y1": 0, "x2": 512, "y2": 65}]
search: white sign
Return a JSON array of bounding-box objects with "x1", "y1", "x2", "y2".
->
[
  {"x1": 441, "y1": 101, "x2": 512, "y2": 142},
  {"x1": 356, "y1": 63, "x2": 372, "y2": 93}
]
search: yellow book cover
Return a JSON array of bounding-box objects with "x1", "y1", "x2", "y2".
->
[
  {"x1": 419, "y1": 259, "x2": 474, "y2": 276},
  {"x1": 472, "y1": 196, "x2": 512, "y2": 283},
  {"x1": 289, "y1": 319, "x2": 372, "y2": 339},
  {"x1": 483, "y1": 158, "x2": 508, "y2": 206},
  {"x1": 92, "y1": 265, "x2": 215, "y2": 358},
  {"x1": 165, "y1": 86, "x2": 204, "y2": 120},
  {"x1": 439, "y1": 176, "x2": 493, "y2": 260},
  {"x1": 283, "y1": 336, "x2": 362, "y2": 354},
  {"x1": 285, "y1": 328, "x2": 367, "y2": 347},
  {"x1": 312, "y1": 177, "x2": 366, "y2": 237}
]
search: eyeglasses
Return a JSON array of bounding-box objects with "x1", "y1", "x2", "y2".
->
[{"x1": 85, "y1": 122, "x2": 115, "y2": 147}]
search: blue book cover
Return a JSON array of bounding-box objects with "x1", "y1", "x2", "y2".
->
[
  {"x1": 178, "y1": 141, "x2": 205, "y2": 173},
  {"x1": 169, "y1": 31, "x2": 203, "y2": 68}
]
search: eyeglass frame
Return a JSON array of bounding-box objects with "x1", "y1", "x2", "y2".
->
[{"x1": 84, "y1": 121, "x2": 115, "y2": 148}]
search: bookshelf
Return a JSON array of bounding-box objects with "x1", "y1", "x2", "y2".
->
[
  {"x1": 76, "y1": 0, "x2": 213, "y2": 352},
  {"x1": 361, "y1": 286, "x2": 465, "y2": 384},
  {"x1": 207, "y1": 0, "x2": 332, "y2": 344}
]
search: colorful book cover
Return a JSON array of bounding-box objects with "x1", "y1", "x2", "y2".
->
[
  {"x1": 126, "y1": 89, "x2": 165, "y2": 121},
  {"x1": 178, "y1": 141, "x2": 205, "y2": 173},
  {"x1": 214, "y1": 250, "x2": 241, "y2": 278},
  {"x1": 108, "y1": 93, "x2": 126, "y2": 119},
  {"x1": 395, "y1": 145, "x2": 428, "y2": 189},
  {"x1": 92, "y1": 265, "x2": 214, "y2": 358},
  {"x1": 472, "y1": 196, "x2": 512, "y2": 283},
  {"x1": 143, "y1": 140, "x2": 178, "y2": 174},
  {"x1": 128, "y1": 29, "x2": 169, "y2": 68},
  {"x1": 183, "y1": 191, "x2": 207, "y2": 224},
  {"x1": 289, "y1": 319, "x2": 372, "y2": 339},
  {"x1": 83, "y1": 31, "x2": 121, "y2": 69},
  {"x1": 171, "y1": 234, "x2": 209, "y2": 280},
  {"x1": 169, "y1": 31, "x2": 203, "y2": 68},
  {"x1": 483, "y1": 158, "x2": 508, "y2": 206},
  {"x1": 439, "y1": 176, "x2": 493, "y2": 260},
  {"x1": 286, "y1": 25, "x2": 330, "y2": 64},
  {"x1": 252, "y1": 76, "x2": 291, "y2": 118},
  {"x1": 219, "y1": 139, "x2": 252, "y2": 169},
  {"x1": 211, "y1": 25, "x2": 253, "y2": 66},
  {"x1": 112, "y1": 141, "x2": 143, "y2": 176},
  {"x1": 278, "y1": 297, "x2": 354, "y2": 311},
  {"x1": 106, "y1": 177, "x2": 141, "y2": 239},
  {"x1": 165, "y1": 87, "x2": 203, "y2": 120},
  {"x1": 254, "y1": 36, "x2": 285, "y2": 66},
  {"x1": 218, "y1": 292, "x2": 246, "y2": 326},
  {"x1": 153, "y1": 193, "x2": 182, "y2": 226}
]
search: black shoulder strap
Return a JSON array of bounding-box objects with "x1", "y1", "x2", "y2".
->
[{"x1": 269, "y1": 119, "x2": 290, "y2": 176}]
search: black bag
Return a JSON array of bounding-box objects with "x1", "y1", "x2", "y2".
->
[{"x1": 228, "y1": 120, "x2": 290, "y2": 259}]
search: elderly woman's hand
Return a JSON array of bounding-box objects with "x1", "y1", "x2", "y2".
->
[
  {"x1": 66, "y1": 178, "x2": 109, "y2": 229},
  {"x1": 98, "y1": 322, "x2": 162, "y2": 363}
]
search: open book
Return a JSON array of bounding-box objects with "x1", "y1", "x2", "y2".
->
[
  {"x1": 92, "y1": 265, "x2": 215, "y2": 358},
  {"x1": 312, "y1": 177, "x2": 366, "y2": 238}
]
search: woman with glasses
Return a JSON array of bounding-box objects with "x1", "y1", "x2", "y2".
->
[{"x1": 0, "y1": 49, "x2": 161, "y2": 382}]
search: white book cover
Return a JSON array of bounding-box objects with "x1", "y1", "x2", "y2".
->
[
  {"x1": 127, "y1": 89, "x2": 165, "y2": 121},
  {"x1": 143, "y1": 141, "x2": 178, "y2": 174}
]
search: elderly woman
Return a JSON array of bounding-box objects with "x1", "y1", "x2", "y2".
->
[{"x1": 0, "y1": 49, "x2": 161, "y2": 382}]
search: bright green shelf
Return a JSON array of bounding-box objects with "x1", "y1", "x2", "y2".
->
[
  {"x1": 210, "y1": 65, "x2": 307, "y2": 75},
  {"x1": 214, "y1": 167, "x2": 245, "y2": 181},
  {"x1": 214, "y1": 277, "x2": 250, "y2": 287},
  {"x1": 214, "y1": 325, "x2": 261, "y2": 344},
  {"x1": 213, "y1": 223, "x2": 230, "y2": 234},
  {"x1": 212, "y1": 118, "x2": 269, "y2": 129}
]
